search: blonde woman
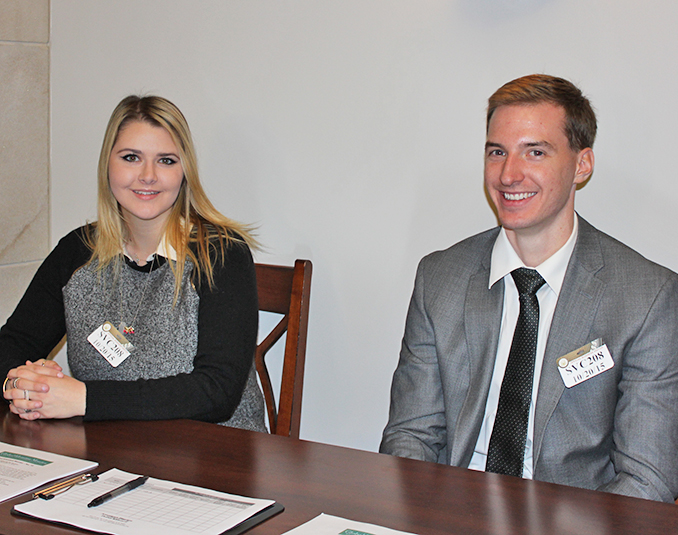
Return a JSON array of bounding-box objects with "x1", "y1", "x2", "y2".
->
[{"x1": 0, "y1": 95, "x2": 265, "y2": 431}]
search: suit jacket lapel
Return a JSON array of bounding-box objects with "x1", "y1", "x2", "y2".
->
[
  {"x1": 450, "y1": 244, "x2": 504, "y2": 467},
  {"x1": 532, "y1": 217, "x2": 606, "y2": 466}
]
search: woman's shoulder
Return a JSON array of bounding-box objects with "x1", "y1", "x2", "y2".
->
[
  {"x1": 30, "y1": 225, "x2": 94, "y2": 289},
  {"x1": 212, "y1": 233, "x2": 253, "y2": 272},
  {"x1": 52, "y1": 225, "x2": 94, "y2": 261},
  {"x1": 190, "y1": 224, "x2": 252, "y2": 259}
]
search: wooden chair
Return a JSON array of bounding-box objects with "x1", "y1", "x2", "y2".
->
[{"x1": 254, "y1": 259, "x2": 312, "y2": 438}]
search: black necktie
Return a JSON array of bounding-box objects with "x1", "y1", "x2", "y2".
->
[{"x1": 486, "y1": 267, "x2": 546, "y2": 477}]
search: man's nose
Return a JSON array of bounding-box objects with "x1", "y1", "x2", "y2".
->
[{"x1": 499, "y1": 154, "x2": 522, "y2": 186}]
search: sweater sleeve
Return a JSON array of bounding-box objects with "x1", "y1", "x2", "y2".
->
[
  {"x1": 83, "y1": 240, "x2": 259, "y2": 423},
  {"x1": 0, "y1": 229, "x2": 91, "y2": 378}
]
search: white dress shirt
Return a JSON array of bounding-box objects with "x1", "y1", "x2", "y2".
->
[
  {"x1": 468, "y1": 216, "x2": 578, "y2": 478},
  {"x1": 123, "y1": 238, "x2": 178, "y2": 264}
]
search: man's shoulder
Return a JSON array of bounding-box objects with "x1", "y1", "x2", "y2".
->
[
  {"x1": 577, "y1": 218, "x2": 678, "y2": 283},
  {"x1": 421, "y1": 226, "x2": 500, "y2": 270}
]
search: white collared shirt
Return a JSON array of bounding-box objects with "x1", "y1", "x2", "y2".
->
[
  {"x1": 123, "y1": 238, "x2": 178, "y2": 264},
  {"x1": 467, "y1": 216, "x2": 578, "y2": 478}
]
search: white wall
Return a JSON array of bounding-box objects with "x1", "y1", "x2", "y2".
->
[{"x1": 51, "y1": 0, "x2": 678, "y2": 451}]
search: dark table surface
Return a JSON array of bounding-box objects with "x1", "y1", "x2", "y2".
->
[{"x1": 0, "y1": 406, "x2": 676, "y2": 534}]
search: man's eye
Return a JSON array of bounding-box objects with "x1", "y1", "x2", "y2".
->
[
  {"x1": 488, "y1": 149, "x2": 505, "y2": 157},
  {"x1": 530, "y1": 150, "x2": 545, "y2": 157},
  {"x1": 122, "y1": 154, "x2": 139, "y2": 162}
]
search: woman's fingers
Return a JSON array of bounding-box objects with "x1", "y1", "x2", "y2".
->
[
  {"x1": 5, "y1": 363, "x2": 64, "y2": 397},
  {"x1": 26, "y1": 359, "x2": 62, "y2": 371},
  {"x1": 5, "y1": 375, "x2": 49, "y2": 395},
  {"x1": 23, "y1": 360, "x2": 64, "y2": 377},
  {"x1": 8, "y1": 395, "x2": 44, "y2": 415}
]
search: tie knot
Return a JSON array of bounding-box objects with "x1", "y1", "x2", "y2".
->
[{"x1": 511, "y1": 267, "x2": 545, "y2": 296}]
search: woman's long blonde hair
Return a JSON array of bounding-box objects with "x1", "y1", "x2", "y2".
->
[{"x1": 87, "y1": 95, "x2": 257, "y2": 299}]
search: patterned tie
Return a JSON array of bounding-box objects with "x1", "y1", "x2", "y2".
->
[{"x1": 486, "y1": 267, "x2": 546, "y2": 477}]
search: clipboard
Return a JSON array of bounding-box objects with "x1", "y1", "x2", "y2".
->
[
  {"x1": 12, "y1": 468, "x2": 284, "y2": 535},
  {"x1": 11, "y1": 501, "x2": 284, "y2": 535},
  {"x1": 223, "y1": 501, "x2": 284, "y2": 535}
]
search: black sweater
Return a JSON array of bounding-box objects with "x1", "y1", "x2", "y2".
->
[{"x1": 0, "y1": 227, "x2": 262, "y2": 426}]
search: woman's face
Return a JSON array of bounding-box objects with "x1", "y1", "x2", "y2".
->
[{"x1": 108, "y1": 120, "x2": 184, "y2": 232}]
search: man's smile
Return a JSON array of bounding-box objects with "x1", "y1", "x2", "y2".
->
[{"x1": 502, "y1": 192, "x2": 536, "y2": 201}]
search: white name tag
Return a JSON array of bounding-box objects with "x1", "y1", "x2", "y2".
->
[
  {"x1": 87, "y1": 321, "x2": 133, "y2": 368},
  {"x1": 557, "y1": 341, "x2": 614, "y2": 388}
]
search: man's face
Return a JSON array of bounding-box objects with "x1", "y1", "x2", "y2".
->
[{"x1": 484, "y1": 103, "x2": 593, "y2": 244}]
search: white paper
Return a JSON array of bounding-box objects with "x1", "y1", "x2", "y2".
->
[
  {"x1": 283, "y1": 513, "x2": 419, "y2": 535},
  {"x1": 15, "y1": 468, "x2": 275, "y2": 535},
  {"x1": 0, "y1": 441, "x2": 97, "y2": 503}
]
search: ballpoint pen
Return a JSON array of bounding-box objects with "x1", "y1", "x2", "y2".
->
[
  {"x1": 34, "y1": 473, "x2": 99, "y2": 500},
  {"x1": 87, "y1": 475, "x2": 149, "y2": 508}
]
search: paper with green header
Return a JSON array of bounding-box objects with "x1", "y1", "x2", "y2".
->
[
  {"x1": 283, "y1": 513, "x2": 419, "y2": 534},
  {"x1": 0, "y1": 441, "x2": 97, "y2": 502}
]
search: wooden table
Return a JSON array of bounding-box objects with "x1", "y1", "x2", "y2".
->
[{"x1": 0, "y1": 407, "x2": 676, "y2": 534}]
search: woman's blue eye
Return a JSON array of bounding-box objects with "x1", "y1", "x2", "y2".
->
[
  {"x1": 159, "y1": 157, "x2": 177, "y2": 165},
  {"x1": 122, "y1": 154, "x2": 139, "y2": 162}
]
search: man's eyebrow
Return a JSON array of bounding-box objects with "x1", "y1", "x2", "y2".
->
[
  {"x1": 523, "y1": 140, "x2": 555, "y2": 150},
  {"x1": 484, "y1": 140, "x2": 556, "y2": 151}
]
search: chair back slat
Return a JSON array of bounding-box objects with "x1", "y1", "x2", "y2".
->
[{"x1": 254, "y1": 260, "x2": 312, "y2": 438}]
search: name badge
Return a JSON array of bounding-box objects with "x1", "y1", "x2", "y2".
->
[
  {"x1": 87, "y1": 321, "x2": 134, "y2": 368},
  {"x1": 557, "y1": 338, "x2": 614, "y2": 388}
]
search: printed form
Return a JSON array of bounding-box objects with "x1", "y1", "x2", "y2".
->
[{"x1": 14, "y1": 468, "x2": 276, "y2": 535}]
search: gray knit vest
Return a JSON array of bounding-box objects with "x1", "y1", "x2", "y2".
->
[{"x1": 62, "y1": 258, "x2": 266, "y2": 431}]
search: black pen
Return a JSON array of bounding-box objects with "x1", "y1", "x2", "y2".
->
[{"x1": 87, "y1": 475, "x2": 149, "y2": 508}]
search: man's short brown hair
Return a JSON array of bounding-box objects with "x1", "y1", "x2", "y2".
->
[{"x1": 487, "y1": 74, "x2": 597, "y2": 152}]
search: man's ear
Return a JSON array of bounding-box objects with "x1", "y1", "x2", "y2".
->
[{"x1": 574, "y1": 148, "x2": 594, "y2": 184}]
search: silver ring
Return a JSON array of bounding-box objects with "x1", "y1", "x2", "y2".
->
[
  {"x1": 24, "y1": 390, "x2": 29, "y2": 401},
  {"x1": 12, "y1": 378, "x2": 19, "y2": 390},
  {"x1": 24, "y1": 408, "x2": 32, "y2": 414}
]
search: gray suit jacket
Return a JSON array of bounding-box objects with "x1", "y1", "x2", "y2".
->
[{"x1": 380, "y1": 217, "x2": 678, "y2": 502}]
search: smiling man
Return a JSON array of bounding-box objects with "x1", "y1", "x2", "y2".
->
[{"x1": 380, "y1": 74, "x2": 678, "y2": 502}]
